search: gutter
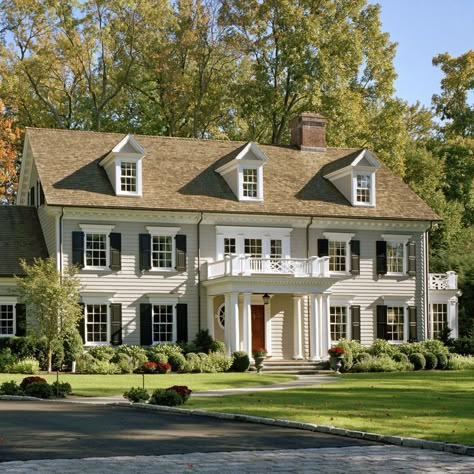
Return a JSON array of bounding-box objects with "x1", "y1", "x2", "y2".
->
[{"x1": 197, "y1": 212, "x2": 204, "y2": 331}]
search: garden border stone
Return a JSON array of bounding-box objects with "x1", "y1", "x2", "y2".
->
[{"x1": 112, "y1": 401, "x2": 474, "y2": 456}]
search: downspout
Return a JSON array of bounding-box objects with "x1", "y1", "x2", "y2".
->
[
  {"x1": 424, "y1": 221, "x2": 434, "y2": 340},
  {"x1": 306, "y1": 216, "x2": 314, "y2": 358},
  {"x1": 197, "y1": 212, "x2": 204, "y2": 332},
  {"x1": 59, "y1": 207, "x2": 64, "y2": 280}
]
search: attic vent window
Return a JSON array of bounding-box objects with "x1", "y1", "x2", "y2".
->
[
  {"x1": 121, "y1": 161, "x2": 137, "y2": 193},
  {"x1": 356, "y1": 174, "x2": 371, "y2": 204},
  {"x1": 242, "y1": 168, "x2": 258, "y2": 198}
]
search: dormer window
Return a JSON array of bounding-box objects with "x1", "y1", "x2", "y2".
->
[
  {"x1": 323, "y1": 149, "x2": 380, "y2": 208},
  {"x1": 99, "y1": 134, "x2": 145, "y2": 197},
  {"x1": 120, "y1": 161, "x2": 137, "y2": 193},
  {"x1": 355, "y1": 173, "x2": 372, "y2": 204},
  {"x1": 242, "y1": 168, "x2": 258, "y2": 198},
  {"x1": 215, "y1": 142, "x2": 267, "y2": 202}
]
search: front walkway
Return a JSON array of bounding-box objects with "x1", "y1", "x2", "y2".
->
[
  {"x1": 2, "y1": 447, "x2": 473, "y2": 473},
  {"x1": 64, "y1": 373, "x2": 339, "y2": 404}
]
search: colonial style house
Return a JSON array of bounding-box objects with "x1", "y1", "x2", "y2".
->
[{"x1": 0, "y1": 113, "x2": 460, "y2": 360}]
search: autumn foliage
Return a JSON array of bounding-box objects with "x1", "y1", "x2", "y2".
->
[{"x1": 0, "y1": 103, "x2": 22, "y2": 204}]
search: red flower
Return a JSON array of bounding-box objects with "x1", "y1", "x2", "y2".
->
[
  {"x1": 155, "y1": 363, "x2": 172, "y2": 374},
  {"x1": 168, "y1": 385, "x2": 192, "y2": 400},
  {"x1": 20, "y1": 376, "x2": 47, "y2": 389},
  {"x1": 328, "y1": 346, "x2": 345, "y2": 356}
]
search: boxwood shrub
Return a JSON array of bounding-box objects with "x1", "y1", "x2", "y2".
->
[
  {"x1": 231, "y1": 351, "x2": 250, "y2": 372},
  {"x1": 409, "y1": 352, "x2": 426, "y2": 370},
  {"x1": 424, "y1": 351, "x2": 438, "y2": 370}
]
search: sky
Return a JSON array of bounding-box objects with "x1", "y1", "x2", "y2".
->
[{"x1": 370, "y1": 0, "x2": 474, "y2": 108}]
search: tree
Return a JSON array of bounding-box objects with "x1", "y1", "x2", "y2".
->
[
  {"x1": 0, "y1": 102, "x2": 22, "y2": 204},
  {"x1": 15, "y1": 257, "x2": 82, "y2": 373}
]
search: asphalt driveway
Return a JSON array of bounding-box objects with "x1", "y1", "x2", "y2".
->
[{"x1": 0, "y1": 401, "x2": 376, "y2": 462}]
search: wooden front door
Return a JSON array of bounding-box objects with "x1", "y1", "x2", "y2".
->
[{"x1": 251, "y1": 305, "x2": 265, "y2": 352}]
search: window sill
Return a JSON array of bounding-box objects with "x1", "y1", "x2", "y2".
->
[
  {"x1": 0, "y1": 334, "x2": 14, "y2": 338},
  {"x1": 152, "y1": 341, "x2": 176, "y2": 345},
  {"x1": 385, "y1": 272, "x2": 405, "y2": 278},
  {"x1": 148, "y1": 268, "x2": 177, "y2": 273},
  {"x1": 85, "y1": 342, "x2": 110, "y2": 346},
  {"x1": 329, "y1": 271, "x2": 351, "y2": 277},
  {"x1": 83, "y1": 267, "x2": 110, "y2": 272}
]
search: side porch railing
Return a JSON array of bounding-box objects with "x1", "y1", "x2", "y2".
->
[{"x1": 429, "y1": 271, "x2": 458, "y2": 290}]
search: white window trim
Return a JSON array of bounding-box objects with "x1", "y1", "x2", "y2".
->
[
  {"x1": 216, "y1": 226, "x2": 292, "y2": 260},
  {"x1": 83, "y1": 300, "x2": 111, "y2": 346},
  {"x1": 0, "y1": 298, "x2": 17, "y2": 338},
  {"x1": 352, "y1": 169, "x2": 376, "y2": 207},
  {"x1": 146, "y1": 226, "x2": 180, "y2": 272},
  {"x1": 383, "y1": 299, "x2": 409, "y2": 343},
  {"x1": 329, "y1": 303, "x2": 351, "y2": 344},
  {"x1": 381, "y1": 234, "x2": 411, "y2": 277},
  {"x1": 216, "y1": 302, "x2": 225, "y2": 329},
  {"x1": 79, "y1": 224, "x2": 115, "y2": 271},
  {"x1": 324, "y1": 232, "x2": 355, "y2": 276},
  {"x1": 238, "y1": 164, "x2": 264, "y2": 202},
  {"x1": 116, "y1": 156, "x2": 143, "y2": 197},
  {"x1": 149, "y1": 296, "x2": 178, "y2": 345}
]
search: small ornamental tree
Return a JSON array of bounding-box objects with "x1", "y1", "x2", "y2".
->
[{"x1": 15, "y1": 257, "x2": 82, "y2": 373}]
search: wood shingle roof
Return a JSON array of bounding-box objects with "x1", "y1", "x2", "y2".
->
[{"x1": 27, "y1": 128, "x2": 440, "y2": 221}]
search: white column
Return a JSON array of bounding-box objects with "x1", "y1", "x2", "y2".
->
[
  {"x1": 224, "y1": 293, "x2": 231, "y2": 353},
  {"x1": 293, "y1": 296, "x2": 303, "y2": 360},
  {"x1": 242, "y1": 293, "x2": 252, "y2": 357},
  {"x1": 450, "y1": 298, "x2": 459, "y2": 339},
  {"x1": 264, "y1": 299, "x2": 272, "y2": 356},
  {"x1": 309, "y1": 293, "x2": 319, "y2": 360},
  {"x1": 207, "y1": 295, "x2": 215, "y2": 339},
  {"x1": 229, "y1": 292, "x2": 240, "y2": 353},
  {"x1": 321, "y1": 293, "x2": 331, "y2": 358}
]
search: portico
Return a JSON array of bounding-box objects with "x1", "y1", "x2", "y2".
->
[{"x1": 203, "y1": 276, "x2": 334, "y2": 361}]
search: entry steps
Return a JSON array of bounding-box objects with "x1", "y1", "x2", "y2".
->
[{"x1": 255, "y1": 359, "x2": 327, "y2": 375}]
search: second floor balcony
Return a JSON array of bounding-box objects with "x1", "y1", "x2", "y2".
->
[
  {"x1": 206, "y1": 255, "x2": 331, "y2": 280},
  {"x1": 429, "y1": 271, "x2": 458, "y2": 290}
]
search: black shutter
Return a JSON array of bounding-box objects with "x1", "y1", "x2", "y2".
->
[
  {"x1": 176, "y1": 303, "x2": 188, "y2": 342},
  {"x1": 78, "y1": 303, "x2": 85, "y2": 342},
  {"x1": 376, "y1": 305, "x2": 387, "y2": 339},
  {"x1": 408, "y1": 306, "x2": 417, "y2": 342},
  {"x1": 72, "y1": 231, "x2": 85, "y2": 268},
  {"x1": 110, "y1": 303, "x2": 122, "y2": 346},
  {"x1": 318, "y1": 239, "x2": 329, "y2": 257},
  {"x1": 407, "y1": 241, "x2": 416, "y2": 276},
  {"x1": 140, "y1": 303, "x2": 152, "y2": 345},
  {"x1": 351, "y1": 305, "x2": 361, "y2": 342},
  {"x1": 39, "y1": 183, "x2": 45, "y2": 206},
  {"x1": 109, "y1": 233, "x2": 122, "y2": 271},
  {"x1": 175, "y1": 234, "x2": 187, "y2": 271},
  {"x1": 350, "y1": 240, "x2": 360, "y2": 276},
  {"x1": 30, "y1": 186, "x2": 35, "y2": 206},
  {"x1": 139, "y1": 234, "x2": 151, "y2": 271},
  {"x1": 376, "y1": 241, "x2": 387, "y2": 275},
  {"x1": 15, "y1": 304, "x2": 26, "y2": 337}
]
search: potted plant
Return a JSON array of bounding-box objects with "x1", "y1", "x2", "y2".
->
[
  {"x1": 328, "y1": 346, "x2": 345, "y2": 373},
  {"x1": 252, "y1": 347, "x2": 267, "y2": 373}
]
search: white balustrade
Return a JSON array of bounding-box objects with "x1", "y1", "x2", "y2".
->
[{"x1": 429, "y1": 272, "x2": 458, "y2": 290}]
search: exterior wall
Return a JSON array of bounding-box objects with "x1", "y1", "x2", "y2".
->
[
  {"x1": 37, "y1": 207, "x2": 56, "y2": 259},
  {"x1": 330, "y1": 174, "x2": 352, "y2": 203},
  {"x1": 62, "y1": 218, "x2": 199, "y2": 344}
]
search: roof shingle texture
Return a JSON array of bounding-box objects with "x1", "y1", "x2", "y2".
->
[
  {"x1": 27, "y1": 128, "x2": 439, "y2": 221},
  {"x1": 0, "y1": 206, "x2": 49, "y2": 276}
]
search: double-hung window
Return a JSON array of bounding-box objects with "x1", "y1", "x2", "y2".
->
[
  {"x1": 242, "y1": 168, "x2": 258, "y2": 198},
  {"x1": 386, "y1": 306, "x2": 405, "y2": 342},
  {"x1": 387, "y1": 242, "x2": 404, "y2": 274},
  {"x1": 324, "y1": 232, "x2": 355, "y2": 274},
  {"x1": 79, "y1": 224, "x2": 115, "y2": 271},
  {"x1": 244, "y1": 238, "x2": 262, "y2": 258},
  {"x1": 224, "y1": 238, "x2": 236, "y2": 256},
  {"x1": 146, "y1": 227, "x2": 180, "y2": 271},
  {"x1": 120, "y1": 161, "x2": 137, "y2": 193},
  {"x1": 431, "y1": 303, "x2": 448, "y2": 339},
  {"x1": 152, "y1": 304, "x2": 175, "y2": 343},
  {"x1": 0, "y1": 304, "x2": 15, "y2": 337},
  {"x1": 85, "y1": 304, "x2": 109, "y2": 345},
  {"x1": 330, "y1": 306, "x2": 348, "y2": 342},
  {"x1": 356, "y1": 174, "x2": 371, "y2": 204}
]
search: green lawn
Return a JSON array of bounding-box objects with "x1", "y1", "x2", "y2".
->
[
  {"x1": 187, "y1": 370, "x2": 474, "y2": 446},
  {"x1": 0, "y1": 373, "x2": 295, "y2": 397}
]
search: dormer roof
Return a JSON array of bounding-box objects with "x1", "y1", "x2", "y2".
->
[
  {"x1": 322, "y1": 149, "x2": 381, "y2": 179},
  {"x1": 215, "y1": 142, "x2": 268, "y2": 174},
  {"x1": 99, "y1": 134, "x2": 145, "y2": 168}
]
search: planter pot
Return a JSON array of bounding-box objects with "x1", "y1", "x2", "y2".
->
[
  {"x1": 329, "y1": 355, "x2": 344, "y2": 373},
  {"x1": 254, "y1": 356, "x2": 265, "y2": 374}
]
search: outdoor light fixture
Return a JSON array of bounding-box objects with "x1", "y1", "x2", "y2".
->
[{"x1": 262, "y1": 293, "x2": 270, "y2": 305}]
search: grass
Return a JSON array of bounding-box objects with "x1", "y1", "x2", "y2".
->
[
  {"x1": 0, "y1": 373, "x2": 295, "y2": 397},
  {"x1": 187, "y1": 370, "x2": 474, "y2": 446}
]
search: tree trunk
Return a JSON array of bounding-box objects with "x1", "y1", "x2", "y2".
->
[{"x1": 48, "y1": 347, "x2": 53, "y2": 373}]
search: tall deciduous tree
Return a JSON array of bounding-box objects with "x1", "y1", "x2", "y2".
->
[
  {"x1": 0, "y1": 102, "x2": 21, "y2": 204},
  {"x1": 16, "y1": 258, "x2": 82, "y2": 373}
]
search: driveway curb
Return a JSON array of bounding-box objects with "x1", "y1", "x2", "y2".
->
[{"x1": 111, "y1": 401, "x2": 474, "y2": 457}]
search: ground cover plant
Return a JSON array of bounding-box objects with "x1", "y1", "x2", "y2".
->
[
  {"x1": 187, "y1": 370, "x2": 474, "y2": 446},
  {"x1": 0, "y1": 373, "x2": 295, "y2": 397}
]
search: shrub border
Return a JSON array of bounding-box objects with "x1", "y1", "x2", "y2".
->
[{"x1": 112, "y1": 402, "x2": 474, "y2": 457}]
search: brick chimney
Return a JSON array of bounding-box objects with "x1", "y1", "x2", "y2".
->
[{"x1": 289, "y1": 112, "x2": 327, "y2": 151}]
